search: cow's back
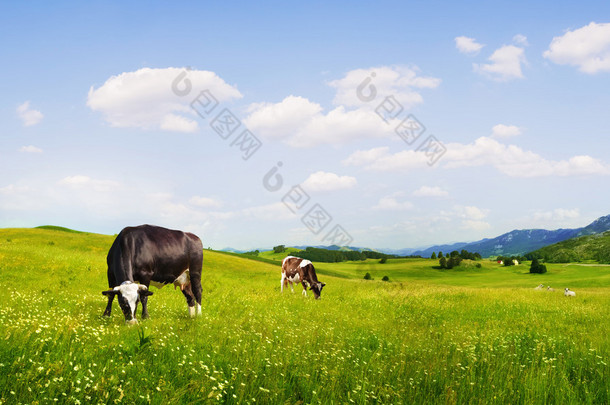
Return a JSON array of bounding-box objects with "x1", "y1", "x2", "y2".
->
[{"x1": 108, "y1": 225, "x2": 203, "y2": 285}]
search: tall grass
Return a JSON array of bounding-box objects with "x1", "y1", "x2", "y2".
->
[{"x1": 0, "y1": 228, "x2": 608, "y2": 404}]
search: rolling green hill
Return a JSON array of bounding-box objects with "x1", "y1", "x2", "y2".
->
[
  {"x1": 0, "y1": 227, "x2": 608, "y2": 404},
  {"x1": 526, "y1": 231, "x2": 610, "y2": 263}
]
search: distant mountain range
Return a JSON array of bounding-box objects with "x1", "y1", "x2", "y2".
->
[
  {"x1": 220, "y1": 215, "x2": 610, "y2": 259},
  {"x1": 412, "y1": 214, "x2": 610, "y2": 258}
]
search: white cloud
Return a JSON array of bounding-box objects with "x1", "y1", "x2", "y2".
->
[
  {"x1": 474, "y1": 45, "x2": 527, "y2": 81},
  {"x1": 87, "y1": 67, "x2": 242, "y2": 132},
  {"x1": 491, "y1": 124, "x2": 522, "y2": 138},
  {"x1": 243, "y1": 96, "x2": 323, "y2": 140},
  {"x1": 342, "y1": 146, "x2": 432, "y2": 171},
  {"x1": 245, "y1": 96, "x2": 396, "y2": 148},
  {"x1": 438, "y1": 205, "x2": 490, "y2": 231},
  {"x1": 543, "y1": 22, "x2": 610, "y2": 74},
  {"x1": 373, "y1": 195, "x2": 413, "y2": 211},
  {"x1": 244, "y1": 65, "x2": 440, "y2": 148},
  {"x1": 343, "y1": 136, "x2": 610, "y2": 177},
  {"x1": 533, "y1": 208, "x2": 580, "y2": 222},
  {"x1": 459, "y1": 205, "x2": 489, "y2": 221},
  {"x1": 0, "y1": 184, "x2": 30, "y2": 195},
  {"x1": 413, "y1": 186, "x2": 448, "y2": 197},
  {"x1": 189, "y1": 196, "x2": 222, "y2": 209},
  {"x1": 442, "y1": 137, "x2": 610, "y2": 177},
  {"x1": 19, "y1": 145, "x2": 43, "y2": 153},
  {"x1": 302, "y1": 171, "x2": 357, "y2": 192},
  {"x1": 59, "y1": 175, "x2": 120, "y2": 192},
  {"x1": 328, "y1": 65, "x2": 441, "y2": 108},
  {"x1": 462, "y1": 220, "x2": 491, "y2": 231},
  {"x1": 455, "y1": 36, "x2": 484, "y2": 55},
  {"x1": 16, "y1": 101, "x2": 43, "y2": 127},
  {"x1": 160, "y1": 113, "x2": 199, "y2": 133},
  {"x1": 513, "y1": 34, "x2": 529, "y2": 46}
]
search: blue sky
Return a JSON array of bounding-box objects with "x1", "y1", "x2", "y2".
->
[{"x1": 2, "y1": 1, "x2": 610, "y2": 250}]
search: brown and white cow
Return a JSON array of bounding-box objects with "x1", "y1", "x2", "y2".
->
[{"x1": 281, "y1": 256, "x2": 326, "y2": 299}]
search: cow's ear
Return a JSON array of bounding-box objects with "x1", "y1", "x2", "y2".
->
[
  {"x1": 139, "y1": 290, "x2": 153, "y2": 297},
  {"x1": 102, "y1": 289, "x2": 118, "y2": 296},
  {"x1": 321, "y1": 282, "x2": 326, "y2": 287}
]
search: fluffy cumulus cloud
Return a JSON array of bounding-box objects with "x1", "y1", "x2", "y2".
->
[
  {"x1": 413, "y1": 186, "x2": 448, "y2": 197},
  {"x1": 343, "y1": 137, "x2": 610, "y2": 177},
  {"x1": 442, "y1": 137, "x2": 610, "y2": 177},
  {"x1": 244, "y1": 96, "x2": 395, "y2": 147},
  {"x1": 244, "y1": 65, "x2": 440, "y2": 148},
  {"x1": 19, "y1": 145, "x2": 43, "y2": 153},
  {"x1": 302, "y1": 171, "x2": 357, "y2": 192},
  {"x1": 328, "y1": 65, "x2": 441, "y2": 108},
  {"x1": 442, "y1": 205, "x2": 491, "y2": 231},
  {"x1": 373, "y1": 194, "x2": 413, "y2": 211},
  {"x1": 342, "y1": 146, "x2": 431, "y2": 171},
  {"x1": 512, "y1": 34, "x2": 529, "y2": 46},
  {"x1": 474, "y1": 45, "x2": 527, "y2": 81},
  {"x1": 543, "y1": 22, "x2": 610, "y2": 74},
  {"x1": 491, "y1": 124, "x2": 522, "y2": 138},
  {"x1": 87, "y1": 67, "x2": 242, "y2": 132},
  {"x1": 16, "y1": 101, "x2": 43, "y2": 127},
  {"x1": 455, "y1": 36, "x2": 484, "y2": 55}
]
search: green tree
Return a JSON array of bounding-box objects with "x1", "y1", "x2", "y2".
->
[
  {"x1": 273, "y1": 245, "x2": 286, "y2": 254},
  {"x1": 529, "y1": 259, "x2": 547, "y2": 274},
  {"x1": 438, "y1": 251, "x2": 444, "y2": 258},
  {"x1": 431, "y1": 252, "x2": 437, "y2": 260},
  {"x1": 439, "y1": 257, "x2": 447, "y2": 269},
  {"x1": 379, "y1": 257, "x2": 387, "y2": 264}
]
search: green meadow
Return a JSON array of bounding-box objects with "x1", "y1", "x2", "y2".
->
[{"x1": 0, "y1": 228, "x2": 608, "y2": 404}]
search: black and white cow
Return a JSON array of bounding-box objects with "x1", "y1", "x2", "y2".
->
[
  {"x1": 102, "y1": 225, "x2": 203, "y2": 323},
  {"x1": 281, "y1": 256, "x2": 326, "y2": 299}
]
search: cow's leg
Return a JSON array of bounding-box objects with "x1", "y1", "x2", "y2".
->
[
  {"x1": 190, "y1": 276, "x2": 203, "y2": 316},
  {"x1": 141, "y1": 294, "x2": 149, "y2": 319},
  {"x1": 181, "y1": 284, "x2": 197, "y2": 317},
  {"x1": 301, "y1": 282, "x2": 307, "y2": 296},
  {"x1": 103, "y1": 294, "x2": 114, "y2": 317},
  {"x1": 281, "y1": 272, "x2": 286, "y2": 292}
]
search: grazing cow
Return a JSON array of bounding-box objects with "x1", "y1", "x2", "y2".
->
[
  {"x1": 534, "y1": 284, "x2": 544, "y2": 290},
  {"x1": 564, "y1": 288, "x2": 576, "y2": 297},
  {"x1": 102, "y1": 225, "x2": 203, "y2": 323},
  {"x1": 281, "y1": 256, "x2": 326, "y2": 299},
  {"x1": 547, "y1": 286, "x2": 555, "y2": 292}
]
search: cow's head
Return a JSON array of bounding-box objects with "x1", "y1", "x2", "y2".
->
[
  {"x1": 102, "y1": 281, "x2": 153, "y2": 324},
  {"x1": 310, "y1": 282, "x2": 326, "y2": 299}
]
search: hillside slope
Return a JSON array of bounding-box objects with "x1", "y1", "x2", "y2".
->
[{"x1": 526, "y1": 231, "x2": 610, "y2": 263}]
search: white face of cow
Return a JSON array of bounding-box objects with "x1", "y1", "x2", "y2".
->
[
  {"x1": 109, "y1": 282, "x2": 152, "y2": 324},
  {"x1": 115, "y1": 283, "x2": 139, "y2": 320}
]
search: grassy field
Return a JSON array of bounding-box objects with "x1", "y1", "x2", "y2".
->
[{"x1": 0, "y1": 228, "x2": 608, "y2": 404}]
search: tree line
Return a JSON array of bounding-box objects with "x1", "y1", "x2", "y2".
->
[{"x1": 434, "y1": 249, "x2": 482, "y2": 269}]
